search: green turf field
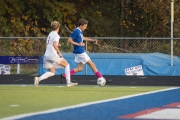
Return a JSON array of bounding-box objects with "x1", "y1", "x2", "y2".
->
[{"x1": 0, "y1": 85, "x2": 171, "y2": 119}]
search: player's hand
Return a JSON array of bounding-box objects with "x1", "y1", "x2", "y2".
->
[
  {"x1": 57, "y1": 52, "x2": 63, "y2": 58},
  {"x1": 79, "y1": 42, "x2": 85, "y2": 46},
  {"x1": 93, "y1": 39, "x2": 98, "y2": 44}
]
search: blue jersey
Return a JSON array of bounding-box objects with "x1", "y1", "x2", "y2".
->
[{"x1": 70, "y1": 28, "x2": 85, "y2": 54}]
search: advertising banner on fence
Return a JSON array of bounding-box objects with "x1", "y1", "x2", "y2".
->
[
  {"x1": 0, "y1": 56, "x2": 39, "y2": 64},
  {"x1": 0, "y1": 64, "x2": 10, "y2": 75},
  {"x1": 125, "y1": 65, "x2": 144, "y2": 76}
]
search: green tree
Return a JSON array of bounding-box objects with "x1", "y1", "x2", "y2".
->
[{"x1": 0, "y1": 0, "x2": 180, "y2": 55}]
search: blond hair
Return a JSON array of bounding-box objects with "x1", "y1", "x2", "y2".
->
[{"x1": 51, "y1": 21, "x2": 60, "y2": 30}]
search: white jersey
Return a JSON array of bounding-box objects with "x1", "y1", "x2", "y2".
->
[{"x1": 44, "y1": 31, "x2": 60, "y2": 59}]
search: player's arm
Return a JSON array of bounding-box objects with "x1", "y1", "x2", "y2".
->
[
  {"x1": 83, "y1": 36, "x2": 98, "y2": 44},
  {"x1": 68, "y1": 37, "x2": 85, "y2": 46},
  {"x1": 53, "y1": 41, "x2": 62, "y2": 58}
]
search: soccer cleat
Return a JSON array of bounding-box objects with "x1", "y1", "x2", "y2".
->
[
  {"x1": 34, "y1": 77, "x2": 39, "y2": 88},
  {"x1": 67, "y1": 82, "x2": 78, "y2": 87},
  {"x1": 60, "y1": 74, "x2": 65, "y2": 84}
]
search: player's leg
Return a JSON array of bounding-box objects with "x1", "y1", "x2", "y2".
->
[
  {"x1": 73, "y1": 62, "x2": 84, "y2": 73},
  {"x1": 38, "y1": 67, "x2": 55, "y2": 81},
  {"x1": 34, "y1": 58, "x2": 55, "y2": 88},
  {"x1": 59, "y1": 59, "x2": 70, "y2": 83},
  {"x1": 87, "y1": 59, "x2": 103, "y2": 78},
  {"x1": 59, "y1": 58, "x2": 78, "y2": 87},
  {"x1": 62, "y1": 53, "x2": 85, "y2": 78},
  {"x1": 63, "y1": 64, "x2": 83, "y2": 78},
  {"x1": 34, "y1": 66, "x2": 55, "y2": 88},
  {"x1": 87, "y1": 58, "x2": 112, "y2": 83}
]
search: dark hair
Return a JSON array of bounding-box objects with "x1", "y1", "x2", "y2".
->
[
  {"x1": 51, "y1": 21, "x2": 60, "y2": 30},
  {"x1": 77, "y1": 19, "x2": 88, "y2": 26}
]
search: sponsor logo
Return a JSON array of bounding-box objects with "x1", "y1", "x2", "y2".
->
[{"x1": 0, "y1": 56, "x2": 39, "y2": 64}]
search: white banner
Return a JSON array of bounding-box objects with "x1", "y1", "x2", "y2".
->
[
  {"x1": 0, "y1": 64, "x2": 11, "y2": 75},
  {"x1": 125, "y1": 65, "x2": 144, "y2": 76}
]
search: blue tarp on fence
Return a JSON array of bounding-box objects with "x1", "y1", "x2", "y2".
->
[{"x1": 38, "y1": 53, "x2": 180, "y2": 76}]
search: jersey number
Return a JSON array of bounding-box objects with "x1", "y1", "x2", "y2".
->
[{"x1": 47, "y1": 36, "x2": 50, "y2": 44}]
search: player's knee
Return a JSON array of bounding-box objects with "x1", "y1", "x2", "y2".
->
[
  {"x1": 59, "y1": 59, "x2": 68, "y2": 67},
  {"x1": 64, "y1": 60, "x2": 68, "y2": 66},
  {"x1": 64, "y1": 63, "x2": 69, "y2": 67}
]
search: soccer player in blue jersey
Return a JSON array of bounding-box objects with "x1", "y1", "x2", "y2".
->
[{"x1": 62, "y1": 19, "x2": 105, "y2": 81}]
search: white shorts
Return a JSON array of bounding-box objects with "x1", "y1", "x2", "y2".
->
[
  {"x1": 43, "y1": 56, "x2": 63, "y2": 69},
  {"x1": 74, "y1": 52, "x2": 90, "y2": 64}
]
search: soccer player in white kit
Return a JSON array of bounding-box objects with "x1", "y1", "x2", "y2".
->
[
  {"x1": 62, "y1": 19, "x2": 105, "y2": 81},
  {"x1": 34, "y1": 21, "x2": 78, "y2": 87}
]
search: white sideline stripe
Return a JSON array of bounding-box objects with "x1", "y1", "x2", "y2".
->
[{"x1": 0, "y1": 87, "x2": 179, "y2": 120}]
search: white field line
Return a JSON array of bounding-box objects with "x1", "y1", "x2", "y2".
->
[{"x1": 0, "y1": 87, "x2": 179, "y2": 120}]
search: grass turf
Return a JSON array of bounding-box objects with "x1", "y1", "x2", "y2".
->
[{"x1": 0, "y1": 85, "x2": 170, "y2": 118}]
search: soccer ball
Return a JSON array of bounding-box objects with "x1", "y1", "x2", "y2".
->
[{"x1": 97, "y1": 77, "x2": 106, "y2": 86}]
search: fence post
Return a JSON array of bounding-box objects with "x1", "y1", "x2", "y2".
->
[
  {"x1": 170, "y1": 0, "x2": 174, "y2": 66},
  {"x1": 17, "y1": 64, "x2": 20, "y2": 74},
  {"x1": 85, "y1": 41, "x2": 88, "y2": 75}
]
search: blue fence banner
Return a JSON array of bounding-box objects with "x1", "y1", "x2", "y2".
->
[{"x1": 0, "y1": 56, "x2": 40, "y2": 64}]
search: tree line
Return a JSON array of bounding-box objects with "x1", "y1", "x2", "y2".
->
[
  {"x1": 1, "y1": 0, "x2": 179, "y2": 37},
  {"x1": 1, "y1": 0, "x2": 180, "y2": 56}
]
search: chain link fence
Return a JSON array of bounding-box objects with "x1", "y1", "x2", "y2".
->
[{"x1": 0, "y1": 37, "x2": 180, "y2": 75}]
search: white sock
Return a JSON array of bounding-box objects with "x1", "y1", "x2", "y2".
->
[
  {"x1": 39, "y1": 72, "x2": 55, "y2": 81},
  {"x1": 65, "y1": 64, "x2": 71, "y2": 84}
]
